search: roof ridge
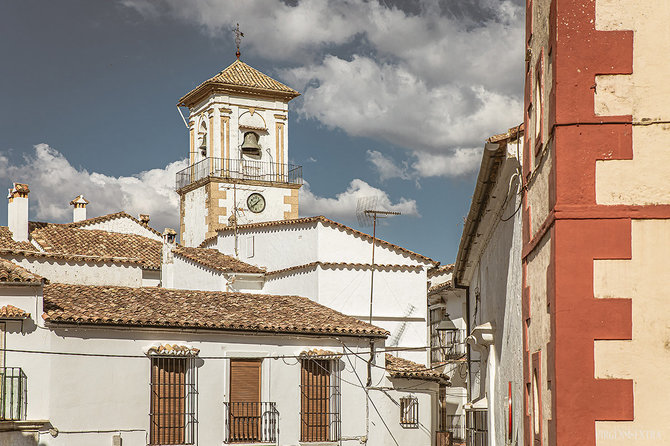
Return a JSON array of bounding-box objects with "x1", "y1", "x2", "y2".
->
[
  {"x1": 211, "y1": 216, "x2": 437, "y2": 265},
  {"x1": 66, "y1": 211, "x2": 162, "y2": 237}
]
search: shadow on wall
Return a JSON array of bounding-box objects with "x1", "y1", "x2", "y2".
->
[{"x1": 0, "y1": 431, "x2": 49, "y2": 446}]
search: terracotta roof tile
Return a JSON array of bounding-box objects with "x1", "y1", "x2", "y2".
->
[
  {"x1": 428, "y1": 264, "x2": 454, "y2": 278},
  {"x1": 180, "y1": 60, "x2": 300, "y2": 106},
  {"x1": 385, "y1": 354, "x2": 446, "y2": 381},
  {"x1": 0, "y1": 258, "x2": 45, "y2": 284},
  {"x1": 30, "y1": 225, "x2": 163, "y2": 269},
  {"x1": 173, "y1": 246, "x2": 264, "y2": 274},
  {"x1": 428, "y1": 281, "x2": 454, "y2": 295},
  {"x1": 205, "y1": 216, "x2": 437, "y2": 265},
  {"x1": 0, "y1": 227, "x2": 35, "y2": 251},
  {"x1": 266, "y1": 261, "x2": 424, "y2": 277},
  {"x1": 0, "y1": 305, "x2": 30, "y2": 319},
  {"x1": 67, "y1": 211, "x2": 162, "y2": 237},
  {"x1": 300, "y1": 349, "x2": 342, "y2": 359},
  {"x1": 43, "y1": 284, "x2": 389, "y2": 338}
]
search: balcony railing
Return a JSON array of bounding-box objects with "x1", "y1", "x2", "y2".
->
[
  {"x1": 1, "y1": 367, "x2": 27, "y2": 421},
  {"x1": 176, "y1": 157, "x2": 303, "y2": 190},
  {"x1": 223, "y1": 402, "x2": 279, "y2": 444}
]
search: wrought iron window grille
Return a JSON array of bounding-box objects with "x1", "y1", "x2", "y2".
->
[
  {"x1": 149, "y1": 356, "x2": 198, "y2": 445},
  {"x1": 0, "y1": 367, "x2": 27, "y2": 421},
  {"x1": 299, "y1": 358, "x2": 341, "y2": 443},
  {"x1": 399, "y1": 395, "x2": 419, "y2": 428}
]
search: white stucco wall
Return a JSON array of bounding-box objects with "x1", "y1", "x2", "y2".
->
[
  {"x1": 81, "y1": 217, "x2": 162, "y2": 241},
  {"x1": 215, "y1": 183, "x2": 295, "y2": 226},
  {"x1": 465, "y1": 163, "x2": 524, "y2": 446},
  {"x1": 182, "y1": 187, "x2": 207, "y2": 247},
  {"x1": 5, "y1": 255, "x2": 143, "y2": 287},
  {"x1": 0, "y1": 288, "x2": 436, "y2": 446}
]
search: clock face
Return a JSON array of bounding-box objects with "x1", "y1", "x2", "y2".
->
[{"x1": 247, "y1": 193, "x2": 266, "y2": 213}]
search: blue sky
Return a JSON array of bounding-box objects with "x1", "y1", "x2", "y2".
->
[{"x1": 0, "y1": 0, "x2": 523, "y2": 263}]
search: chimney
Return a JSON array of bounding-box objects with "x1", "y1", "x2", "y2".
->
[
  {"x1": 7, "y1": 183, "x2": 30, "y2": 242},
  {"x1": 69, "y1": 195, "x2": 89, "y2": 223},
  {"x1": 161, "y1": 228, "x2": 177, "y2": 288},
  {"x1": 139, "y1": 214, "x2": 150, "y2": 227}
]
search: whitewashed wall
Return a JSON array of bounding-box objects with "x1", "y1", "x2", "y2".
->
[
  {"x1": 465, "y1": 158, "x2": 524, "y2": 446},
  {"x1": 80, "y1": 217, "x2": 162, "y2": 241},
  {"x1": 0, "y1": 286, "x2": 438, "y2": 446},
  {"x1": 182, "y1": 187, "x2": 207, "y2": 247},
  {"x1": 5, "y1": 255, "x2": 143, "y2": 287}
]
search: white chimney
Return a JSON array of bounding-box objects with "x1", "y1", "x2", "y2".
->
[
  {"x1": 161, "y1": 228, "x2": 177, "y2": 288},
  {"x1": 69, "y1": 195, "x2": 89, "y2": 222},
  {"x1": 7, "y1": 183, "x2": 29, "y2": 242}
]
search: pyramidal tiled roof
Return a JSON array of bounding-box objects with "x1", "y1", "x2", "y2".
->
[{"x1": 179, "y1": 60, "x2": 300, "y2": 106}]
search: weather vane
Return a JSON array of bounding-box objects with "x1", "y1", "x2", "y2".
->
[{"x1": 233, "y1": 23, "x2": 244, "y2": 59}]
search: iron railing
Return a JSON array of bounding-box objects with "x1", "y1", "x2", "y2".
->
[
  {"x1": 300, "y1": 358, "x2": 341, "y2": 443},
  {"x1": 223, "y1": 402, "x2": 279, "y2": 444},
  {"x1": 447, "y1": 414, "x2": 466, "y2": 442},
  {"x1": 176, "y1": 157, "x2": 303, "y2": 190},
  {"x1": 0, "y1": 367, "x2": 27, "y2": 421}
]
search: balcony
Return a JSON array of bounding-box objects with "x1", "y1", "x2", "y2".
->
[
  {"x1": 176, "y1": 157, "x2": 302, "y2": 190},
  {"x1": 1, "y1": 367, "x2": 27, "y2": 421},
  {"x1": 223, "y1": 402, "x2": 279, "y2": 444}
]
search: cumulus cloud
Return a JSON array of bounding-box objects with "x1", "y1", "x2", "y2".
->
[
  {"x1": 366, "y1": 150, "x2": 411, "y2": 182},
  {"x1": 0, "y1": 144, "x2": 186, "y2": 232},
  {"x1": 122, "y1": 0, "x2": 524, "y2": 178},
  {"x1": 299, "y1": 179, "x2": 418, "y2": 222}
]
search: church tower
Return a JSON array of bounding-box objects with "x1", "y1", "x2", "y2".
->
[{"x1": 176, "y1": 58, "x2": 302, "y2": 247}]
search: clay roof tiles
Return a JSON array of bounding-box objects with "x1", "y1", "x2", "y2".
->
[
  {"x1": 0, "y1": 258, "x2": 44, "y2": 284},
  {"x1": 385, "y1": 353, "x2": 446, "y2": 382},
  {"x1": 0, "y1": 227, "x2": 35, "y2": 251},
  {"x1": 427, "y1": 263, "x2": 454, "y2": 278},
  {"x1": 179, "y1": 60, "x2": 300, "y2": 106},
  {"x1": 173, "y1": 246, "x2": 264, "y2": 274},
  {"x1": 205, "y1": 216, "x2": 437, "y2": 265},
  {"x1": 0, "y1": 305, "x2": 30, "y2": 319},
  {"x1": 30, "y1": 225, "x2": 163, "y2": 269},
  {"x1": 428, "y1": 281, "x2": 454, "y2": 295},
  {"x1": 42, "y1": 284, "x2": 389, "y2": 338}
]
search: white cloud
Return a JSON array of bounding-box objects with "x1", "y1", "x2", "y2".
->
[
  {"x1": 0, "y1": 144, "x2": 186, "y2": 232},
  {"x1": 299, "y1": 179, "x2": 418, "y2": 222},
  {"x1": 411, "y1": 149, "x2": 483, "y2": 177},
  {"x1": 366, "y1": 150, "x2": 411, "y2": 181},
  {"x1": 122, "y1": 0, "x2": 524, "y2": 178}
]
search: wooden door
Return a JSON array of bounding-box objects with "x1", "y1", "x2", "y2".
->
[
  {"x1": 301, "y1": 359, "x2": 331, "y2": 442},
  {"x1": 229, "y1": 359, "x2": 261, "y2": 442}
]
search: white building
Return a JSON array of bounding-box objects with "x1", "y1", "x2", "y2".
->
[
  {"x1": 0, "y1": 58, "x2": 450, "y2": 445},
  {"x1": 452, "y1": 127, "x2": 524, "y2": 446}
]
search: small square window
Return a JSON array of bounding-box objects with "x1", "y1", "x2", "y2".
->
[{"x1": 400, "y1": 395, "x2": 419, "y2": 428}]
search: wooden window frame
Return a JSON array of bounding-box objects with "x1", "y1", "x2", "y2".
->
[{"x1": 399, "y1": 395, "x2": 419, "y2": 428}]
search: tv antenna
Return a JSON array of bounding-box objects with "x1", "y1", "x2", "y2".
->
[{"x1": 356, "y1": 196, "x2": 401, "y2": 325}]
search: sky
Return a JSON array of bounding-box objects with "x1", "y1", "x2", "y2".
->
[{"x1": 0, "y1": 0, "x2": 524, "y2": 263}]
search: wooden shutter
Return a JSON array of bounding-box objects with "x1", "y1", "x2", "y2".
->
[
  {"x1": 301, "y1": 359, "x2": 331, "y2": 442},
  {"x1": 229, "y1": 359, "x2": 261, "y2": 442},
  {"x1": 150, "y1": 357, "x2": 186, "y2": 445}
]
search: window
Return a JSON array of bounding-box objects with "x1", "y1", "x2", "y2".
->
[
  {"x1": 150, "y1": 356, "x2": 197, "y2": 445},
  {"x1": 466, "y1": 410, "x2": 488, "y2": 446},
  {"x1": 399, "y1": 395, "x2": 418, "y2": 428},
  {"x1": 300, "y1": 358, "x2": 341, "y2": 442}
]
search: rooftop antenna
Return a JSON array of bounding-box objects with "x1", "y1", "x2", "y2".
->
[
  {"x1": 233, "y1": 23, "x2": 244, "y2": 59},
  {"x1": 356, "y1": 197, "x2": 401, "y2": 325}
]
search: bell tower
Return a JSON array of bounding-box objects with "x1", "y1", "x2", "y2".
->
[{"x1": 176, "y1": 58, "x2": 302, "y2": 247}]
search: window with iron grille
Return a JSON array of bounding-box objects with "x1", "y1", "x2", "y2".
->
[
  {"x1": 399, "y1": 395, "x2": 419, "y2": 428},
  {"x1": 149, "y1": 356, "x2": 198, "y2": 445},
  {"x1": 466, "y1": 409, "x2": 488, "y2": 446},
  {"x1": 300, "y1": 358, "x2": 341, "y2": 442}
]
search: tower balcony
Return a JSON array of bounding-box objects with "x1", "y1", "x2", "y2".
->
[{"x1": 176, "y1": 157, "x2": 303, "y2": 191}]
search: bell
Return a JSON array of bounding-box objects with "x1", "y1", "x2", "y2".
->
[
  {"x1": 199, "y1": 134, "x2": 207, "y2": 156},
  {"x1": 241, "y1": 132, "x2": 261, "y2": 154}
]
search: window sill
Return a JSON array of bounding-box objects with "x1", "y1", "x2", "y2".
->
[{"x1": 0, "y1": 419, "x2": 52, "y2": 432}]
